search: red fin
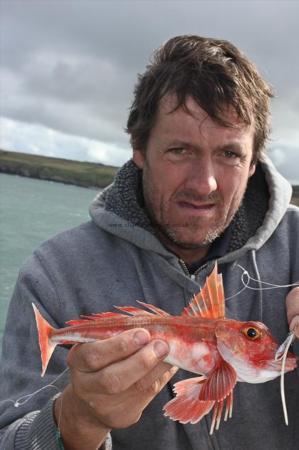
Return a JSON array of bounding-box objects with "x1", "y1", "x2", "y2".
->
[
  {"x1": 164, "y1": 360, "x2": 236, "y2": 432},
  {"x1": 113, "y1": 302, "x2": 169, "y2": 317},
  {"x1": 163, "y1": 377, "x2": 214, "y2": 424},
  {"x1": 199, "y1": 359, "x2": 237, "y2": 401},
  {"x1": 208, "y1": 391, "x2": 234, "y2": 434},
  {"x1": 136, "y1": 301, "x2": 170, "y2": 316},
  {"x1": 66, "y1": 302, "x2": 169, "y2": 325},
  {"x1": 114, "y1": 305, "x2": 153, "y2": 316},
  {"x1": 32, "y1": 303, "x2": 56, "y2": 377},
  {"x1": 65, "y1": 311, "x2": 124, "y2": 325},
  {"x1": 183, "y1": 262, "x2": 225, "y2": 319}
]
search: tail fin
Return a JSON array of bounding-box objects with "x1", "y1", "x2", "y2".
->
[{"x1": 32, "y1": 303, "x2": 57, "y2": 377}]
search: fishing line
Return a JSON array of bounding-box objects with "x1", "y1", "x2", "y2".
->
[
  {"x1": 225, "y1": 264, "x2": 299, "y2": 300},
  {"x1": 237, "y1": 263, "x2": 299, "y2": 290},
  {"x1": 224, "y1": 268, "x2": 250, "y2": 300},
  {"x1": 5, "y1": 368, "x2": 69, "y2": 408},
  {"x1": 277, "y1": 332, "x2": 295, "y2": 426}
]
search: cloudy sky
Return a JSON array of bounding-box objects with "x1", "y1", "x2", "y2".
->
[{"x1": 1, "y1": 1, "x2": 298, "y2": 182}]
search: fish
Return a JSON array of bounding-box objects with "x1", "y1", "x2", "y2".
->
[{"x1": 32, "y1": 263, "x2": 297, "y2": 434}]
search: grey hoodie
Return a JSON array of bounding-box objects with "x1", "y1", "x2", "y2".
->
[{"x1": 0, "y1": 158, "x2": 299, "y2": 450}]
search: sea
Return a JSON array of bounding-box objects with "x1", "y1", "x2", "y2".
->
[{"x1": 0, "y1": 173, "x2": 98, "y2": 345}]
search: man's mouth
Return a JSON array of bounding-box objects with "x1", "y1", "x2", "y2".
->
[{"x1": 177, "y1": 201, "x2": 216, "y2": 211}]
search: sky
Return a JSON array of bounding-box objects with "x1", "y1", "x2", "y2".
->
[{"x1": 0, "y1": 0, "x2": 298, "y2": 182}]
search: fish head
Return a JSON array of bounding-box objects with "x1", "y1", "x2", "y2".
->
[{"x1": 215, "y1": 319, "x2": 297, "y2": 383}]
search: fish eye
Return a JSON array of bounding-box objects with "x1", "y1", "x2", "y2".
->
[{"x1": 242, "y1": 327, "x2": 261, "y2": 340}]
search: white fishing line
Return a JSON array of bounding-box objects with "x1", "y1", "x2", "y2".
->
[
  {"x1": 226, "y1": 264, "x2": 299, "y2": 300},
  {"x1": 224, "y1": 270, "x2": 250, "y2": 300},
  {"x1": 6, "y1": 368, "x2": 69, "y2": 408},
  {"x1": 237, "y1": 264, "x2": 299, "y2": 291},
  {"x1": 279, "y1": 332, "x2": 295, "y2": 426}
]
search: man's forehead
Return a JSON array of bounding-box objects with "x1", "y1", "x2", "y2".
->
[{"x1": 158, "y1": 93, "x2": 250, "y2": 130}]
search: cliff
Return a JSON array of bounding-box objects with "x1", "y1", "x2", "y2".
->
[{"x1": 0, "y1": 150, "x2": 118, "y2": 188}]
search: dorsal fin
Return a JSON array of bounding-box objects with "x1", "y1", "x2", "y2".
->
[
  {"x1": 182, "y1": 262, "x2": 225, "y2": 319},
  {"x1": 115, "y1": 302, "x2": 170, "y2": 317},
  {"x1": 66, "y1": 311, "x2": 125, "y2": 325},
  {"x1": 136, "y1": 301, "x2": 170, "y2": 316},
  {"x1": 114, "y1": 305, "x2": 153, "y2": 316},
  {"x1": 65, "y1": 302, "x2": 170, "y2": 327}
]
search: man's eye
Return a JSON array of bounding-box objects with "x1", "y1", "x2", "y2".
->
[
  {"x1": 221, "y1": 150, "x2": 244, "y2": 166},
  {"x1": 168, "y1": 148, "x2": 186, "y2": 155},
  {"x1": 224, "y1": 150, "x2": 239, "y2": 159}
]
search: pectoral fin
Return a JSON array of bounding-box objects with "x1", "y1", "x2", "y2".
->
[
  {"x1": 199, "y1": 359, "x2": 237, "y2": 401},
  {"x1": 163, "y1": 359, "x2": 237, "y2": 433},
  {"x1": 163, "y1": 376, "x2": 214, "y2": 424}
]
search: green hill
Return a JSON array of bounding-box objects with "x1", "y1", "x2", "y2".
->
[{"x1": 0, "y1": 150, "x2": 118, "y2": 188}]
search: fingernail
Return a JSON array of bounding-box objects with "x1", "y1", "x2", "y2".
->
[
  {"x1": 134, "y1": 330, "x2": 150, "y2": 346},
  {"x1": 170, "y1": 366, "x2": 178, "y2": 376},
  {"x1": 154, "y1": 340, "x2": 169, "y2": 358}
]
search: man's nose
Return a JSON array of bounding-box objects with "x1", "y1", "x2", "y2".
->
[{"x1": 185, "y1": 159, "x2": 218, "y2": 195}]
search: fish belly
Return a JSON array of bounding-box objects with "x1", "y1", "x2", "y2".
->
[{"x1": 164, "y1": 339, "x2": 217, "y2": 375}]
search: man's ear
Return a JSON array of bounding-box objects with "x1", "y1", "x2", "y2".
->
[
  {"x1": 249, "y1": 162, "x2": 256, "y2": 177},
  {"x1": 133, "y1": 149, "x2": 145, "y2": 169}
]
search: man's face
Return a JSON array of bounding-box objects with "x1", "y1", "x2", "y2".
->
[{"x1": 133, "y1": 95, "x2": 256, "y2": 263}]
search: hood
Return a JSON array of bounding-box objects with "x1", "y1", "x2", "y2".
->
[{"x1": 89, "y1": 156, "x2": 292, "y2": 263}]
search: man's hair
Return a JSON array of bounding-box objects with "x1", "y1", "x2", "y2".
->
[{"x1": 126, "y1": 35, "x2": 274, "y2": 160}]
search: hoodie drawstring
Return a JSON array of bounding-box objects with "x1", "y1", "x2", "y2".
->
[{"x1": 250, "y1": 249, "x2": 264, "y2": 322}]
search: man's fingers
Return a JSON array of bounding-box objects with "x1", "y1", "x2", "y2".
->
[
  {"x1": 289, "y1": 315, "x2": 299, "y2": 338},
  {"x1": 133, "y1": 363, "x2": 178, "y2": 394},
  {"x1": 73, "y1": 338, "x2": 170, "y2": 395},
  {"x1": 67, "y1": 328, "x2": 151, "y2": 372},
  {"x1": 286, "y1": 287, "x2": 299, "y2": 323}
]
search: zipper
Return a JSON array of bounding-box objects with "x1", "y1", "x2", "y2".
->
[
  {"x1": 179, "y1": 259, "x2": 212, "y2": 280},
  {"x1": 179, "y1": 259, "x2": 190, "y2": 277}
]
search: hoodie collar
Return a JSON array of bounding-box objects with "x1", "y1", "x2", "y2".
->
[{"x1": 89, "y1": 156, "x2": 292, "y2": 261}]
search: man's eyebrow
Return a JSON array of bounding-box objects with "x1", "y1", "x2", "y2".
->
[
  {"x1": 214, "y1": 142, "x2": 244, "y2": 151},
  {"x1": 166, "y1": 140, "x2": 191, "y2": 147},
  {"x1": 165, "y1": 140, "x2": 244, "y2": 151}
]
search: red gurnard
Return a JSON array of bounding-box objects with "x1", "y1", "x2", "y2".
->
[{"x1": 33, "y1": 263, "x2": 297, "y2": 433}]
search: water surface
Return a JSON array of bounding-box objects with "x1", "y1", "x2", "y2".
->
[{"x1": 0, "y1": 173, "x2": 98, "y2": 342}]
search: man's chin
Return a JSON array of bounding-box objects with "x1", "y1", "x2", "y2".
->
[{"x1": 161, "y1": 227, "x2": 221, "y2": 249}]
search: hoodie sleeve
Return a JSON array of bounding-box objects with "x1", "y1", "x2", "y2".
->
[
  {"x1": 1, "y1": 397, "x2": 112, "y2": 449},
  {"x1": 0, "y1": 251, "x2": 113, "y2": 449}
]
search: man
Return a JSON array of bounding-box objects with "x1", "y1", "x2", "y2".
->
[{"x1": 0, "y1": 35, "x2": 299, "y2": 450}]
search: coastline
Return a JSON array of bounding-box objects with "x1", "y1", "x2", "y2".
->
[{"x1": 0, "y1": 149, "x2": 118, "y2": 189}]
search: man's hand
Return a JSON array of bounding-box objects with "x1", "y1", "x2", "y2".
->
[
  {"x1": 54, "y1": 329, "x2": 176, "y2": 450},
  {"x1": 286, "y1": 287, "x2": 299, "y2": 338}
]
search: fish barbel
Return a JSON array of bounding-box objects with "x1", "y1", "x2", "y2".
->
[{"x1": 33, "y1": 263, "x2": 297, "y2": 434}]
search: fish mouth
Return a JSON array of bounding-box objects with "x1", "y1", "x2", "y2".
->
[
  {"x1": 273, "y1": 332, "x2": 298, "y2": 372},
  {"x1": 275, "y1": 332, "x2": 296, "y2": 361},
  {"x1": 267, "y1": 355, "x2": 297, "y2": 373}
]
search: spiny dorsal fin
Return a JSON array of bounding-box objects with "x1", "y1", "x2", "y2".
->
[
  {"x1": 114, "y1": 305, "x2": 153, "y2": 316},
  {"x1": 136, "y1": 301, "x2": 170, "y2": 316},
  {"x1": 65, "y1": 301, "x2": 170, "y2": 326},
  {"x1": 183, "y1": 262, "x2": 225, "y2": 319},
  {"x1": 115, "y1": 302, "x2": 170, "y2": 317},
  {"x1": 66, "y1": 311, "x2": 124, "y2": 325}
]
